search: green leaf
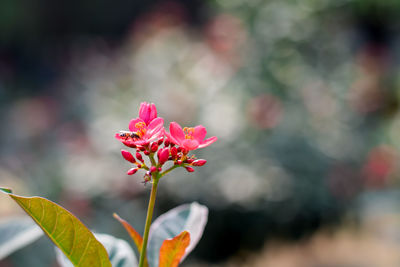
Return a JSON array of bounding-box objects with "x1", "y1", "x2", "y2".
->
[
  {"x1": 147, "y1": 202, "x2": 208, "y2": 267},
  {"x1": 56, "y1": 233, "x2": 138, "y2": 267},
  {"x1": 0, "y1": 216, "x2": 43, "y2": 259},
  {"x1": 0, "y1": 188, "x2": 112, "y2": 267},
  {"x1": 158, "y1": 231, "x2": 190, "y2": 267}
]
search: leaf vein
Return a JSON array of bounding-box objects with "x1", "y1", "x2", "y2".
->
[
  {"x1": 54, "y1": 225, "x2": 68, "y2": 241},
  {"x1": 50, "y1": 209, "x2": 59, "y2": 235},
  {"x1": 77, "y1": 238, "x2": 91, "y2": 266},
  {"x1": 68, "y1": 217, "x2": 76, "y2": 257},
  {"x1": 39, "y1": 200, "x2": 45, "y2": 222}
]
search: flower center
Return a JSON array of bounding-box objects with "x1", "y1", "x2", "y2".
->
[
  {"x1": 183, "y1": 127, "x2": 195, "y2": 139},
  {"x1": 135, "y1": 122, "x2": 147, "y2": 137}
]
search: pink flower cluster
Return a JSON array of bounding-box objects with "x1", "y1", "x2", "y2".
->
[{"x1": 115, "y1": 102, "x2": 217, "y2": 182}]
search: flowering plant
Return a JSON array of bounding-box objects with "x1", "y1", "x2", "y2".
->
[{"x1": 0, "y1": 102, "x2": 216, "y2": 267}]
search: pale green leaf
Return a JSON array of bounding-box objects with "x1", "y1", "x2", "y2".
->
[
  {"x1": 0, "y1": 216, "x2": 43, "y2": 259},
  {"x1": 147, "y1": 202, "x2": 208, "y2": 267}
]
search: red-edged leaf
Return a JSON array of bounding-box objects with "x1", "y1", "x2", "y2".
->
[
  {"x1": 113, "y1": 213, "x2": 148, "y2": 267},
  {"x1": 158, "y1": 231, "x2": 190, "y2": 267}
]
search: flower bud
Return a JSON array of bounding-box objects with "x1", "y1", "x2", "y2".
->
[
  {"x1": 158, "y1": 148, "x2": 170, "y2": 164},
  {"x1": 151, "y1": 142, "x2": 159, "y2": 152},
  {"x1": 192, "y1": 159, "x2": 207, "y2": 166},
  {"x1": 136, "y1": 152, "x2": 144, "y2": 162},
  {"x1": 121, "y1": 150, "x2": 136, "y2": 163},
  {"x1": 150, "y1": 166, "x2": 157, "y2": 173},
  {"x1": 158, "y1": 137, "x2": 164, "y2": 146},
  {"x1": 164, "y1": 138, "x2": 170, "y2": 147},
  {"x1": 144, "y1": 150, "x2": 150, "y2": 155},
  {"x1": 170, "y1": 146, "x2": 178, "y2": 159},
  {"x1": 185, "y1": 167, "x2": 195, "y2": 172},
  {"x1": 122, "y1": 141, "x2": 136, "y2": 148},
  {"x1": 177, "y1": 160, "x2": 183, "y2": 165},
  {"x1": 127, "y1": 168, "x2": 138, "y2": 175},
  {"x1": 186, "y1": 158, "x2": 194, "y2": 164}
]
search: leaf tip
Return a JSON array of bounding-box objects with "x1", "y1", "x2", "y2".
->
[{"x1": 0, "y1": 187, "x2": 12, "y2": 194}]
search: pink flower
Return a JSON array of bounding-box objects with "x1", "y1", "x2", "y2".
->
[
  {"x1": 115, "y1": 102, "x2": 164, "y2": 146},
  {"x1": 165, "y1": 122, "x2": 217, "y2": 151},
  {"x1": 138, "y1": 102, "x2": 158, "y2": 125}
]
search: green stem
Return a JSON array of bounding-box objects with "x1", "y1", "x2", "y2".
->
[
  {"x1": 138, "y1": 176, "x2": 159, "y2": 267},
  {"x1": 149, "y1": 153, "x2": 157, "y2": 166},
  {"x1": 160, "y1": 164, "x2": 180, "y2": 178}
]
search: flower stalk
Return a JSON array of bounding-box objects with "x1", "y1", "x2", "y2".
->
[{"x1": 138, "y1": 174, "x2": 159, "y2": 267}]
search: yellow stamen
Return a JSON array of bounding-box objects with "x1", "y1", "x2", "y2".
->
[
  {"x1": 183, "y1": 127, "x2": 195, "y2": 139},
  {"x1": 135, "y1": 122, "x2": 147, "y2": 137}
]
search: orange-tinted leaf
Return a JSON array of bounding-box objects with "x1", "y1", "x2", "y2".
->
[
  {"x1": 158, "y1": 231, "x2": 190, "y2": 267},
  {"x1": 113, "y1": 213, "x2": 143, "y2": 251},
  {"x1": 113, "y1": 213, "x2": 148, "y2": 267}
]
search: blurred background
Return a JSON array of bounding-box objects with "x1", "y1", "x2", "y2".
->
[{"x1": 2, "y1": 0, "x2": 400, "y2": 266}]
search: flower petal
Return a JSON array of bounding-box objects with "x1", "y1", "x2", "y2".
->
[
  {"x1": 146, "y1": 129, "x2": 165, "y2": 143},
  {"x1": 193, "y1": 125, "x2": 207, "y2": 142},
  {"x1": 139, "y1": 102, "x2": 150, "y2": 124},
  {"x1": 165, "y1": 131, "x2": 179, "y2": 146},
  {"x1": 139, "y1": 102, "x2": 158, "y2": 125},
  {"x1": 169, "y1": 122, "x2": 185, "y2": 143},
  {"x1": 146, "y1": 117, "x2": 164, "y2": 136},
  {"x1": 149, "y1": 103, "x2": 157, "y2": 123},
  {"x1": 182, "y1": 139, "x2": 200, "y2": 150},
  {"x1": 129, "y1": 118, "x2": 144, "y2": 132},
  {"x1": 198, "y1": 136, "x2": 217, "y2": 148}
]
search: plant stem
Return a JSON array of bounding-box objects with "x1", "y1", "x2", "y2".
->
[
  {"x1": 160, "y1": 165, "x2": 180, "y2": 178},
  {"x1": 138, "y1": 176, "x2": 159, "y2": 267}
]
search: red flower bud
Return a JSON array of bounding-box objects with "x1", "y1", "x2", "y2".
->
[
  {"x1": 151, "y1": 142, "x2": 159, "y2": 152},
  {"x1": 122, "y1": 141, "x2": 136, "y2": 148},
  {"x1": 186, "y1": 158, "x2": 194, "y2": 164},
  {"x1": 121, "y1": 150, "x2": 136, "y2": 163},
  {"x1": 127, "y1": 168, "x2": 138, "y2": 175},
  {"x1": 144, "y1": 150, "x2": 150, "y2": 155},
  {"x1": 170, "y1": 146, "x2": 178, "y2": 159},
  {"x1": 150, "y1": 166, "x2": 157, "y2": 173},
  {"x1": 158, "y1": 148, "x2": 170, "y2": 164},
  {"x1": 185, "y1": 167, "x2": 195, "y2": 172},
  {"x1": 177, "y1": 160, "x2": 183, "y2": 165},
  {"x1": 164, "y1": 138, "x2": 170, "y2": 147},
  {"x1": 158, "y1": 137, "x2": 164, "y2": 145},
  {"x1": 192, "y1": 159, "x2": 207, "y2": 166},
  {"x1": 136, "y1": 152, "x2": 144, "y2": 162}
]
